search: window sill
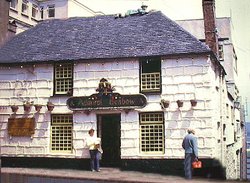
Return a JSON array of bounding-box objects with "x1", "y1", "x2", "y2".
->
[
  {"x1": 141, "y1": 90, "x2": 161, "y2": 95},
  {"x1": 31, "y1": 17, "x2": 39, "y2": 22},
  {"x1": 21, "y1": 13, "x2": 29, "y2": 18},
  {"x1": 10, "y1": 8, "x2": 18, "y2": 13}
]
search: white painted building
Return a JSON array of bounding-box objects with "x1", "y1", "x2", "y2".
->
[
  {"x1": 2, "y1": 0, "x2": 245, "y2": 180},
  {"x1": 176, "y1": 17, "x2": 244, "y2": 180},
  {"x1": 0, "y1": 10, "x2": 232, "y2": 179}
]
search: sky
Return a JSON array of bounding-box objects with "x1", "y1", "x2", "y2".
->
[{"x1": 79, "y1": 0, "x2": 250, "y2": 122}]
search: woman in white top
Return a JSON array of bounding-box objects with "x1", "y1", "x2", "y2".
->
[{"x1": 86, "y1": 129, "x2": 101, "y2": 172}]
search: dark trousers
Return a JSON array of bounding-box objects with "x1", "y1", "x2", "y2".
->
[
  {"x1": 89, "y1": 149, "x2": 100, "y2": 171},
  {"x1": 184, "y1": 153, "x2": 195, "y2": 179}
]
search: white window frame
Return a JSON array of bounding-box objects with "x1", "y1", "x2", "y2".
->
[
  {"x1": 51, "y1": 114, "x2": 73, "y2": 153},
  {"x1": 48, "y1": 4, "x2": 55, "y2": 18},
  {"x1": 54, "y1": 63, "x2": 73, "y2": 95},
  {"x1": 10, "y1": 0, "x2": 18, "y2": 10},
  {"x1": 32, "y1": 4, "x2": 38, "y2": 19},
  {"x1": 21, "y1": 0, "x2": 29, "y2": 15},
  {"x1": 140, "y1": 112, "x2": 164, "y2": 154},
  {"x1": 140, "y1": 57, "x2": 161, "y2": 93}
]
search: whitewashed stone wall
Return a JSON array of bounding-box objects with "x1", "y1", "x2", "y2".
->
[{"x1": 0, "y1": 55, "x2": 225, "y2": 161}]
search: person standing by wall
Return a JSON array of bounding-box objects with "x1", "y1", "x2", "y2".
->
[
  {"x1": 86, "y1": 128, "x2": 101, "y2": 172},
  {"x1": 182, "y1": 128, "x2": 198, "y2": 179}
]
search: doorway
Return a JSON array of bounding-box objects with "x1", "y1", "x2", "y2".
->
[{"x1": 97, "y1": 114, "x2": 121, "y2": 167}]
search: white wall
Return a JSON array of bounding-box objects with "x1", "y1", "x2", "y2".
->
[{"x1": 0, "y1": 55, "x2": 221, "y2": 160}]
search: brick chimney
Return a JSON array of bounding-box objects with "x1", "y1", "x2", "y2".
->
[
  {"x1": 202, "y1": 0, "x2": 219, "y2": 58},
  {"x1": 0, "y1": 0, "x2": 12, "y2": 47}
]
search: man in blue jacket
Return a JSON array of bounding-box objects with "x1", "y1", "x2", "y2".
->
[{"x1": 182, "y1": 129, "x2": 198, "y2": 179}]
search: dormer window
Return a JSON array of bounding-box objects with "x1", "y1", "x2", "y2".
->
[
  {"x1": 218, "y1": 45, "x2": 224, "y2": 61},
  {"x1": 48, "y1": 4, "x2": 55, "y2": 18},
  {"x1": 140, "y1": 57, "x2": 161, "y2": 93}
]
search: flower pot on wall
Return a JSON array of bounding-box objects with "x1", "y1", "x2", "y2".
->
[
  {"x1": 11, "y1": 105, "x2": 19, "y2": 113},
  {"x1": 177, "y1": 100, "x2": 183, "y2": 108},
  {"x1": 34, "y1": 104, "x2": 42, "y2": 112},
  {"x1": 23, "y1": 104, "x2": 32, "y2": 112},
  {"x1": 47, "y1": 102, "x2": 55, "y2": 111},
  {"x1": 190, "y1": 99, "x2": 197, "y2": 107},
  {"x1": 160, "y1": 99, "x2": 170, "y2": 108}
]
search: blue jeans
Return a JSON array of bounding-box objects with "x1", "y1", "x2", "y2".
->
[
  {"x1": 184, "y1": 153, "x2": 195, "y2": 179},
  {"x1": 89, "y1": 150, "x2": 100, "y2": 171}
]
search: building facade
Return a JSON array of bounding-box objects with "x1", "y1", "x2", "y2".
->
[
  {"x1": 0, "y1": 10, "x2": 232, "y2": 178},
  {"x1": 176, "y1": 17, "x2": 244, "y2": 180},
  {"x1": 1, "y1": 0, "x2": 245, "y2": 180}
]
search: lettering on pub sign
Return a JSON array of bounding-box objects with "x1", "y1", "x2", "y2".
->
[{"x1": 67, "y1": 78, "x2": 147, "y2": 110}]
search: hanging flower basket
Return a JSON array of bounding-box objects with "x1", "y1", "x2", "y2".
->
[
  {"x1": 34, "y1": 104, "x2": 42, "y2": 112},
  {"x1": 47, "y1": 102, "x2": 55, "y2": 111},
  {"x1": 190, "y1": 99, "x2": 197, "y2": 107},
  {"x1": 177, "y1": 100, "x2": 183, "y2": 108},
  {"x1": 11, "y1": 105, "x2": 19, "y2": 113}
]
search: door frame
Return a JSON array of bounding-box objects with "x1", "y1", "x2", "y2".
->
[{"x1": 97, "y1": 113, "x2": 121, "y2": 167}]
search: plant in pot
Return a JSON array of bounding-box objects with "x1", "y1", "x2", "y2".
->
[
  {"x1": 34, "y1": 104, "x2": 43, "y2": 112},
  {"x1": 160, "y1": 99, "x2": 170, "y2": 109},
  {"x1": 47, "y1": 102, "x2": 55, "y2": 111},
  {"x1": 11, "y1": 105, "x2": 19, "y2": 113},
  {"x1": 177, "y1": 100, "x2": 184, "y2": 108},
  {"x1": 23, "y1": 101, "x2": 34, "y2": 112},
  {"x1": 190, "y1": 99, "x2": 197, "y2": 107}
]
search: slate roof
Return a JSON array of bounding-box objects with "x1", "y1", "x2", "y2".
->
[{"x1": 0, "y1": 11, "x2": 210, "y2": 64}]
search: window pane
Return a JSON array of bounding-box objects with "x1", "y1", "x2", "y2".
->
[
  {"x1": 51, "y1": 114, "x2": 73, "y2": 152},
  {"x1": 48, "y1": 5, "x2": 55, "y2": 18},
  {"x1": 140, "y1": 113, "x2": 164, "y2": 154},
  {"x1": 22, "y1": 1, "x2": 28, "y2": 14},
  {"x1": 140, "y1": 57, "x2": 161, "y2": 92},
  {"x1": 32, "y1": 4, "x2": 38, "y2": 18},
  {"x1": 54, "y1": 63, "x2": 73, "y2": 95},
  {"x1": 10, "y1": 0, "x2": 18, "y2": 9}
]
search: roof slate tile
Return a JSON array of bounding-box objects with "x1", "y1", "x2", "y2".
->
[{"x1": 0, "y1": 11, "x2": 210, "y2": 64}]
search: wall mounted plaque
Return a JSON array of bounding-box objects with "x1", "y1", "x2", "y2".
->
[{"x1": 8, "y1": 118, "x2": 35, "y2": 136}]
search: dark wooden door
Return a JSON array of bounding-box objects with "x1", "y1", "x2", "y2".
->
[{"x1": 97, "y1": 114, "x2": 121, "y2": 167}]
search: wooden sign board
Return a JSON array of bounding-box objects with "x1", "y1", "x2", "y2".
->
[
  {"x1": 8, "y1": 118, "x2": 35, "y2": 136},
  {"x1": 67, "y1": 93, "x2": 147, "y2": 110}
]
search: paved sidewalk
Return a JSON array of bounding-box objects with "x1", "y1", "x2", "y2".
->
[{"x1": 0, "y1": 167, "x2": 245, "y2": 183}]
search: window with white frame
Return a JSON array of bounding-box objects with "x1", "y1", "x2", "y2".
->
[
  {"x1": 236, "y1": 120, "x2": 241, "y2": 137},
  {"x1": 140, "y1": 112, "x2": 164, "y2": 154},
  {"x1": 10, "y1": 0, "x2": 18, "y2": 10},
  {"x1": 32, "y1": 4, "x2": 38, "y2": 19},
  {"x1": 40, "y1": 6, "x2": 44, "y2": 19},
  {"x1": 21, "y1": 0, "x2": 28, "y2": 15},
  {"x1": 51, "y1": 114, "x2": 73, "y2": 152},
  {"x1": 48, "y1": 4, "x2": 55, "y2": 18},
  {"x1": 140, "y1": 57, "x2": 161, "y2": 93},
  {"x1": 218, "y1": 45, "x2": 224, "y2": 61},
  {"x1": 54, "y1": 63, "x2": 73, "y2": 95}
]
